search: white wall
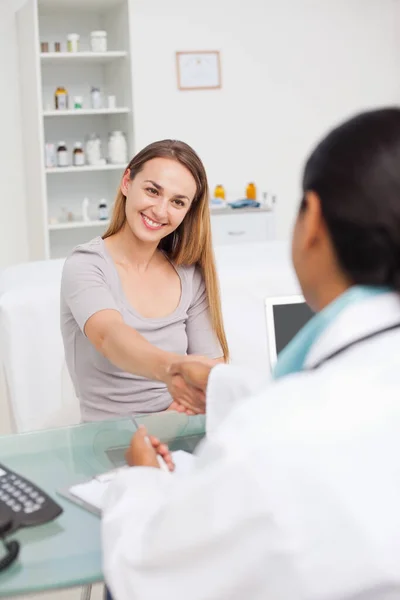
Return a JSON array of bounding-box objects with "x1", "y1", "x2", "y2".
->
[
  {"x1": 0, "y1": 0, "x2": 29, "y2": 268},
  {"x1": 130, "y1": 0, "x2": 400, "y2": 239},
  {"x1": 1, "y1": 0, "x2": 400, "y2": 264}
]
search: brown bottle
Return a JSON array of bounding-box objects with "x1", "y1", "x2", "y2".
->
[
  {"x1": 57, "y1": 141, "x2": 68, "y2": 167},
  {"x1": 73, "y1": 142, "x2": 85, "y2": 166}
]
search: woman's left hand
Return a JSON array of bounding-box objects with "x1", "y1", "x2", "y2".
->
[{"x1": 125, "y1": 426, "x2": 175, "y2": 471}]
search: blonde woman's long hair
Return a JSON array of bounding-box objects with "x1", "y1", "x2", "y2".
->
[{"x1": 103, "y1": 139, "x2": 229, "y2": 361}]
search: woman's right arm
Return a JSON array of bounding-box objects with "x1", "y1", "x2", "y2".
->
[
  {"x1": 61, "y1": 248, "x2": 202, "y2": 394},
  {"x1": 61, "y1": 248, "x2": 183, "y2": 386},
  {"x1": 84, "y1": 309, "x2": 178, "y2": 383}
]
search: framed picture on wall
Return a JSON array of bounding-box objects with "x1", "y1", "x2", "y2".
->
[{"x1": 176, "y1": 51, "x2": 221, "y2": 91}]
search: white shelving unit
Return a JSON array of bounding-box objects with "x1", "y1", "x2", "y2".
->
[
  {"x1": 40, "y1": 50, "x2": 128, "y2": 64},
  {"x1": 16, "y1": 0, "x2": 135, "y2": 259},
  {"x1": 46, "y1": 163, "x2": 126, "y2": 175},
  {"x1": 43, "y1": 108, "x2": 130, "y2": 117},
  {"x1": 48, "y1": 219, "x2": 110, "y2": 231}
]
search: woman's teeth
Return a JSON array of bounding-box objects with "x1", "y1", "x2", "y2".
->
[{"x1": 142, "y1": 214, "x2": 163, "y2": 229}]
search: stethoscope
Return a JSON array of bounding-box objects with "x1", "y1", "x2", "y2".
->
[{"x1": 310, "y1": 321, "x2": 400, "y2": 370}]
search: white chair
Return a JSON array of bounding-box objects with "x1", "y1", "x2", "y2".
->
[{"x1": 0, "y1": 259, "x2": 80, "y2": 433}]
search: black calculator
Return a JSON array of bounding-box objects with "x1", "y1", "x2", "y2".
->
[{"x1": 0, "y1": 462, "x2": 63, "y2": 535}]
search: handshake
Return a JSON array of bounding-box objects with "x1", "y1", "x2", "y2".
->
[{"x1": 164, "y1": 356, "x2": 217, "y2": 416}]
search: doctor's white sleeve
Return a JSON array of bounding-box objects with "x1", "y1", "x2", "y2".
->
[
  {"x1": 102, "y1": 451, "x2": 274, "y2": 600},
  {"x1": 206, "y1": 363, "x2": 269, "y2": 434}
]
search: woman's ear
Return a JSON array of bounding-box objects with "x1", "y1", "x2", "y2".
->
[
  {"x1": 120, "y1": 169, "x2": 131, "y2": 196},
  {"x1": 302, "y1": 190, "x2": 324, "y2": 250}
]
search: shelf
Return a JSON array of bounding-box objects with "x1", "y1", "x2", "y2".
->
[
  {"x1": 49, "y1": 220, "x2": 110, "y2": 231},
  {"x1": 43, "y1": 108, "x2": 130, "y2": 117},
  {"x1": 45, "y1": 163, "x2": 125, "y2": 174},
  {"x1": 40, "y1": 51, "x2": 128, "y2": 64},
  {"x1": 39, "y1": 0, "x2": 123, "y2": 8}
]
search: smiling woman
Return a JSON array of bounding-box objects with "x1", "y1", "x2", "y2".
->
[{"x1": 60, "y1": 140, "x2": 228, "y2": 422}]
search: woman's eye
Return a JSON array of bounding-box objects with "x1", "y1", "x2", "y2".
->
[
  {"x1": 173, "y1": 199, "x2": 185, "y2": 207},
  {"x1": 146, "y1": 187, "x2": 159, "y2": 195}
]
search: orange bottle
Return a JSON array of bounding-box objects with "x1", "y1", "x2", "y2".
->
[
  {"x1": 214, "y1": 184, "x2": 225, "y2": 200},
  {"x1": 246, "y1": 182, "x2": 257, "y2": 200}
]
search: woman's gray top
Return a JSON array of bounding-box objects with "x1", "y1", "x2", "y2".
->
[{"x1": 60, "y1": 237, "x2": 221, "y2": 421}]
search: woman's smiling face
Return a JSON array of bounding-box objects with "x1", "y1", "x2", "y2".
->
[{"x1": 121, "y1": 157, "x2": 197, "y2": 244}]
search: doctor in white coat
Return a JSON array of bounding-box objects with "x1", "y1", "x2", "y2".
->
[{"x1": 102, "y1": 108, "x2": 400, "y2": 600}]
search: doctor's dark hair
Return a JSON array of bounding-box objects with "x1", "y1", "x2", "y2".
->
[{"x1": 302, "y1": 108, "x2": 400, "y2": 291}]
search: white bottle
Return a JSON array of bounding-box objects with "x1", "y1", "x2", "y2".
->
[
  {"x1": 82, "y1": 197, "x2": 90, "y2": 222},
  {"x1": 91, "y1": 87, "x2": 102, "y2": 109},
  {"x1": 44, "y1": 143, "x2": 56, "y2": 168},
  {"x1": 85, "y1": 134, "x2": 102, "y2": 165},
  {"x1": 67, "y1": 34, "x2": 80, "y2": 53},
  {"x1": 90, "y1": 31, "x2": 107, "y2": 53},
  {"x1": 108, "y1": 131, "x2": 127, "y2": 164},
  {"x1": 57, "y1": 141, "x2": 68, "y2": 167}
]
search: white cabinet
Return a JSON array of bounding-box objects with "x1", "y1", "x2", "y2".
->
[
  {"x1": 16, "y1": 0, "x2": 135, "y2": 260},
  {"x1": 211, "y1": 209, "x2": 275, "y2": 246}
]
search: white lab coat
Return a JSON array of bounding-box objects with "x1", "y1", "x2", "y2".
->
[{"x1": 102, "y1": 292, "x2": 400, "y2": 600}]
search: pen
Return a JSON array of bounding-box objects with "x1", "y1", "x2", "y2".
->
[{"x1": 131, "y1": 417, "x2": 170, "y2": 473}]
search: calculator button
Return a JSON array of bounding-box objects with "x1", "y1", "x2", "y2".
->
[
  {"x1": 37, "y1": 496, "x2": 45, "y2": 504},
  {"x1": 30, "y1": 491, "x2": 38, "y2": 499},
  {"x1": 0, "y1": 469, "x2": 6, "y2": 477},
  {"x1": 25, "y1": 486, "x2": 32, "y2": 493}
]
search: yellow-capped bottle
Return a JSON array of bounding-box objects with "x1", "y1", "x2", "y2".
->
[
  {"x1": 214, "y1": 184, "x2": 225, "y2": 200},
  {"x1": 246, "y1": 182, "x2": 257, "y2": 200},
  {"x1": 55, "y1": 86, "x2": 68, "y2": 110}
]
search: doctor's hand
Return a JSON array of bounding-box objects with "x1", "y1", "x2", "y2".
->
[
  {"x1": 167, "y1": 359, "x2": 215, "y2": 413},
  {"x1": 166, "y1": 374, "x2": 206, "y2": 415},
  {"x1": 125, "y1": 426, "x2": 175, "y2": 472}
]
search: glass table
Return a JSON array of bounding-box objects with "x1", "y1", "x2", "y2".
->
[{"x1": 0, "y1": 412, "x2": 206, "y2": 597}]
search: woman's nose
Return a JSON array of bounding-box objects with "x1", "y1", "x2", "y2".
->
[{"x1": 152, "y1": 198, "x2": 169, "y2": 221}]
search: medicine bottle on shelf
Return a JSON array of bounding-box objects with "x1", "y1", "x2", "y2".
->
[
  {"x1": 214, "y1": 184, "x2": 225, "y2": 200},
  {"x1": 55, "y1": 86, "x2": 68, "y2": 110},
  {"x1": 98, "y1": 199, "x2": 109, "y2": 220},
  {"x1": 246, "y1": 182, "x2": 257, "y2": 200},
  {"x1": 73, "y1": 142, "x2": 85, "y2": 166},
  {"x1": 57, "y1": 141, "x2": 68, "y2": 167}
]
